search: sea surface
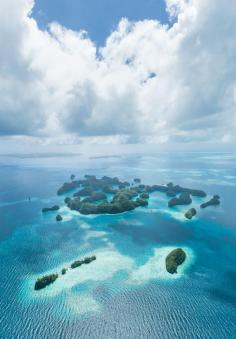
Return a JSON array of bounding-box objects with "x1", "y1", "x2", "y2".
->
[{"x1": 0, "y1": 152, "x2": 235, "y2": 339}]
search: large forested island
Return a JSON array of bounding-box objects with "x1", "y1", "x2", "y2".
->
[{"x1": 41, "y1": 174, "x2": 220, "y2": 217}]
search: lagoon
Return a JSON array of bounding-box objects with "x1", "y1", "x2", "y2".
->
[{"x1": 0, "y1": 152, "x2": 235, "y2": 338}]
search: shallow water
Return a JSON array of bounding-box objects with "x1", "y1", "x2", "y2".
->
[{"x1": 0, "y1": 152, "x2": 235, "y2": 338}]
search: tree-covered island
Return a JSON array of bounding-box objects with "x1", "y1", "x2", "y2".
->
[{"x1": 166, "y1": 248, "x2": 186, "y2": 274}]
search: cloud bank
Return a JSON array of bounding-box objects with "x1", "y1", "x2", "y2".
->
[{"x1": 0, "y1": 0, "x2": 235, "y2": 148}]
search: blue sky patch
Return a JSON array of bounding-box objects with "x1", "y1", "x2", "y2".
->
[{"x1": 33, "y1": 0, "x2": 168, "y2": 46}]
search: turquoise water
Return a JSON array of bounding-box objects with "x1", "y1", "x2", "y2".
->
[{"x1": 0, "y1": 152, "x2": 235, "y2": 338}]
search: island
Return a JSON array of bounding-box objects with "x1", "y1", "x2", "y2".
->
[
  {"x1": 168, "y1": 192, "x2": 192, "y2": 207},
  {"x1": 166, "y1": 248, "x2": 186, "y2": 274},
  {"x1": 136, "y1": 197, "x2": 149, "y2": 206},
  {"x1": 56, "y1": 214, "x2": 63, "y2": 221},
  {"x1": 200, "y1": 195, "x2": 220, "y2": 208},
  {"x1": 57, "y1": 181, "x2": 81, "y2": 195},
  {"x1": 73, "y1": 186, "x2": 93, "y2": 197},
  {"x1": 34, "y1": 256, "x2": 96, "y2": 291},
  {"x1": 42, "y1": 205, "x2": 59, "y2": 213},
  {"x1": 65, "y1": 187, "x2": 149, "y2": 215},
  {"x1": 70, "y1": 260, "x2": 83, "y2": 268},
  {"x1": 34, "y1": 174, "x2": 222, "y2": 293},
  {"x1": 34, "y1": 273, "x2": 58, "y2": 290},
  {"x1": 140, "y1": 192, "x2": 149, "y2": 199},
  {"x1": 147, "y1": 182, "x2": 207, "y2": 198},
  {"x1": 75, "y1": 191, "x2": 107, "y2": 202},
  {"x1": 71, "y1": 255, "x2": 96, "y2": 269},
  {"x1": 185, "y1": 208, "x2": 197, "y2": 219},
  {"x1": 54, "y1": 174, "x2": 217, "y2": 216}
]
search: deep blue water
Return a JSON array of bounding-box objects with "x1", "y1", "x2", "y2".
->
[{"x1": 0, "y1": 152, "x2": 236, "y2": 338}]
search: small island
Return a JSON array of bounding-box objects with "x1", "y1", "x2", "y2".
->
[
  {"x1": 185, "y1": 208, "x2": 197, "y2": 220},
  {"x1": 71, "y1": 255, "x2": 96, "y2": 269},
  {"x1": 61, "y1": 268, "x2": 67, "y2": 275},
  {"x1": 42, "y1": 205, "x2": 59, "y2": 213},
  {"x1": 56, "y1": 214, "x2": 63, "y2": 221},
  {"x1": 34, "y1": 273, "x2": 58, "y2": 290},
  {"x1": 150, "y1": 182, "x2": 207, "y2": 198},
  {"x1": 35, "y1": 255, "x2": 96, "y2": 291},
  {"x1": 200, "y1": 195, "x2": 220, "y2": 208},
  {"x1": 168, "y1": 192, "x2": 192, "y2": 207},
  {"x1": 165, "y1": 248, "x2": 186, "y2": 274}
]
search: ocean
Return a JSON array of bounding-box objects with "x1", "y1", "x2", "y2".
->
[{"x1": 0, "y1": 152, "x2": 235, "y2": 338}]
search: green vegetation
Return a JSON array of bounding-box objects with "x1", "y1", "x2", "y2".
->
[
  {"x1": 34, "y1": 274, "x2": 58, "y2": 290},
  {"x1": 200, "y1": 195, "x2": 220, "y2": 208},
  {"x1": 71, "y1": 260, "x2": 83, "y2": 269},
  {"x1": 80, "y1": 192, "x2": 107, "y2": 203},
  {"x1": 168, "y1": 192, "x2": 192, "y2": 207},
  {"x1": 84, "y1": 256, "x2": 96, "y2": 264},
  {"x1": 64, "y1": 197, "x2": 71, "y2": 204},
  {"x1": 42, "y1": 205, "x2": 59, "y2": 213},
  {"x1": 61, "y1": 268, "x2": 67, "y2": 275},
  {"x1": 140, "y1": 192, "x2": 149, "y2": 199},
  {"x1": 35, "y1": 256, "x2": 97, "y2": 290},
  {"x1": 91, "y1": 192, "x2": 107, "y2": 201},
  {"x1": 103, "y1": 185, "x2": 118, "y2": 194},
  {"x1": 185, "y1": 208, "x2": 197, "y2": 220},
  {"x1": 65, "y1": 187, "x2": 143, "y2": 215},
  {"x1": 57, "y1": 181, "x2": 81, "y2": 195},
  {"x1": 57, "y1": 174, "x2": 218, "y2": 218},
  {"x1": 71, "y1": 255, "x2": 96, "y2": 269},
  {"x1": 35, "y1": 175, "x2": 221, "y2": 292},
  {"x1": 56, "y1": 214, "x2": 63, "y2": 221},
  {"x1": 166, "y1": 248, "x2": 186, "y2": 274},
  {"x1": 146, "y1": 182, "x2": 206, "y2": 198},
  {"x1": 135, "y1": 198, "x2": 148, "y2": 206},
  {"x1": 73, "y1": 186, "x2": 93, "y2": 197},
  {"x1": 66, "y1": 197, "x2": 81, "y2": 211}
]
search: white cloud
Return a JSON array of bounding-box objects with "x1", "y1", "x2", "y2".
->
[
  {"x1": 0, "y1": 0, "x2": 235, "y2": 148},
  {"x1": 0, "y1": 0, "x2": 47, "y2": 135}
]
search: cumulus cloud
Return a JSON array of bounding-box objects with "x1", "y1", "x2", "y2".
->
[
  {"x1": 0, "y1": 0, "x2": 235, "y2": 147},
  {"x1": 0, "y1": 0, "x2": 48, "y2": 135}
]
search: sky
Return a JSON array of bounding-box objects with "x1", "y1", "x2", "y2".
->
[
  {"x1": 0, "y1": 0, "x2": 235, "y2": 153},
  {"x1": 33, "y1": 0, "x2": 168, "y2": 46}
]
